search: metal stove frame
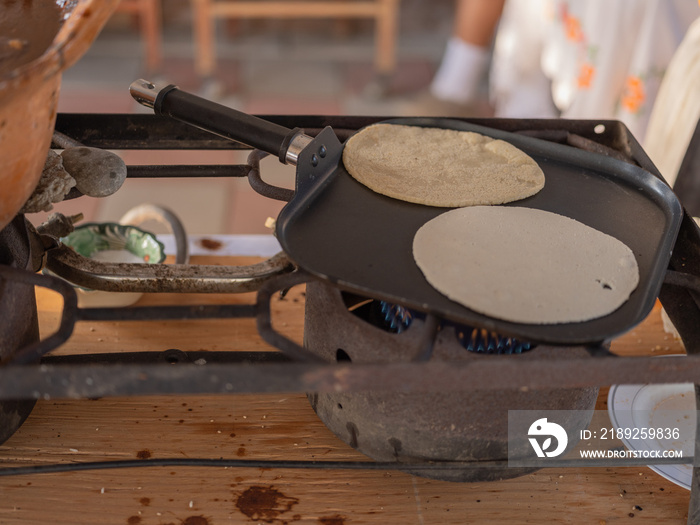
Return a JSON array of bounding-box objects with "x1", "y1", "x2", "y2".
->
[{"x1": 2, "y1": 114, "x2": 700, "y2": 521}]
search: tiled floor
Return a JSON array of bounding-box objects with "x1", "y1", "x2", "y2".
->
[{"x1": 36, "y1": 3, "x2": 494, "y2": 237}]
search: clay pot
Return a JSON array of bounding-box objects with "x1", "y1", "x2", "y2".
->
[{"x1": 0, "y1": 0, "x2": 119, "y2": 231}]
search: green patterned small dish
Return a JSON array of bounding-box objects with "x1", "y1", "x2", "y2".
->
[
  {"x1": 58, "y1": 223, "x2": 165, "y2": 307},
  {"x1": 61, "y1": 222, "x2": 166, "y2": 264}
]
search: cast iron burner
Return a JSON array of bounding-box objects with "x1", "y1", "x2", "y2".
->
[
  {"x1": 1, "y1": 115, "x2": 700, "y2": 505},
  {"x1": 304, "y1": 281, "x2": 596, "y2": 482}
]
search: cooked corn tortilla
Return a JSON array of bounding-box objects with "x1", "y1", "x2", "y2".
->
[
  {"x1": 342, "y1": 123, "x2": 545, "y2": 207},
  {"x1": 412, "y1": 206, "x2": 640, "y2": 324}
]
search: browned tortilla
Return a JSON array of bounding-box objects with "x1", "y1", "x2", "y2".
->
[{"x1": 342, "y1": 123, "x2": 545, "y2": 207}]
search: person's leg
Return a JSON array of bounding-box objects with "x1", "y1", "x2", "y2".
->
[
  {"x1": 453, "y1": 0, "x2": 505, "y2": 47},
  {"x1": 430, "y1": 0, "x2": 505, "y2": 104}
]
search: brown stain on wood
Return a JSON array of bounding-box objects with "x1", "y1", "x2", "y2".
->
[
  {"x1": 198, "y1": 238, "x2": 223, "y2": 250},
  {"x1": 318, "y1": 516, "x2": 346, "y2": 525},
  {"x1": 127, "y1": 517, "x2": 141, "y2": 525},
  {"x1": 235, "y1": 485, "x2": 299, "y2": 523},
  {"x1": 236, "y1": 446, "x2": 246, "y2": 457},
  {"x1": 182, "y1": 517, "x2": 210, "y2": 525},
  {"x1": 136, "y1": 449, "x2": 152, "y2": 459},
  {"x1": 139, "y1": 497, "x2": 151, "y2": 506},
  {"x1": 161, "y1": 517, "x2": 209, "y2": 525}
]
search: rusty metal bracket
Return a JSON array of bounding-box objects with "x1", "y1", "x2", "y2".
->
[
  {"x1": 0, "y1": 265, "x2": 78, "y2": 366},
  {"x1": 255, "y1": 270, "x2": 326, "y2": 362},
  {"x1": 44, "y1": 244, "x2": 294, "y2": 293},
  {"x1": 247, "y1": 149, "x2": 295, "y2": 202},
  {"x1": 1, "y1": 354, "x2": 700, "y2": 400}
]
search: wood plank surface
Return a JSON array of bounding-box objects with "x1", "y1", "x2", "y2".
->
[{"x1": 0, "y1": 256, "x2": 691, "y2": 524}]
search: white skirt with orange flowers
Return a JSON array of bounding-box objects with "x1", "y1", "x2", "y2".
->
[{"x1": 489, "y1": 0, "x2": 699, "y2": 144}]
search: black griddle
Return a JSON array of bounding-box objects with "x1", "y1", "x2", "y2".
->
[
  {"x1": 275, "y1": 118, "x2": 682, "y2": 345},
  {"x1": 130, "y1": 81, "x2": 683, "y2": 346}
]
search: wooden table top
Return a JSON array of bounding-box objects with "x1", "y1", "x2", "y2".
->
[{"x1": 0, "y1": 255, "x2": 691, "y2": 525}]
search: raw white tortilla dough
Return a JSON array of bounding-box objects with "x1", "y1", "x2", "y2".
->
[
  {"x1": 413, "y1": 206, "x2": 640, "y2": 324},
  {"x1": 342, "y1": 123, "x2": 545, "y2": 207}
]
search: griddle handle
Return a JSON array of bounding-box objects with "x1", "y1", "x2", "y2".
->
[{"x1": 129, "y1": 79, "x2": 303, "y2": 164}]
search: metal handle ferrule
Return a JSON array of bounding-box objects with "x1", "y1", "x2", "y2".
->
[
  {"x1": 129, "y1": 79, "x2": 172, "y2": 109},
  {"x1": 283, "y1": 132, "x2": 314, "y2": 166}
]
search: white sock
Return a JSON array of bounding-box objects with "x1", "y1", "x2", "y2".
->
[{"x1": 430, "y1": 37, "x2": 490, "y2": 104}]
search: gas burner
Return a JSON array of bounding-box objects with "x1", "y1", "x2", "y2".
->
[
  {"x1": 347, "y1": 297, "x2": 533, "y2": 353},
  {"x1": 305, "y1": 280, "x2": 596, "y2": 482}
]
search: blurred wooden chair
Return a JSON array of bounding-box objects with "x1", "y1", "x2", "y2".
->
[
  {"x1": 116, "y1": 0, "x2": 162, "y2": 72},
  {"x1": 191, "y1": 0, "x2": 400, "y2": 78}
]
